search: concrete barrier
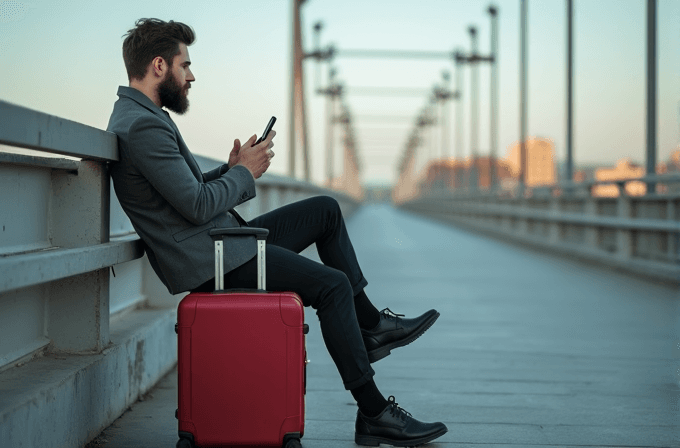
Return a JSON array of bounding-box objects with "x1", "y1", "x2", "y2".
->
[
  {"x1": 399, "y1": 184, "x2": 680, "y2": 285},
  {"x1": 0, "y1": 100, "x2": 361, "y2": 448}
]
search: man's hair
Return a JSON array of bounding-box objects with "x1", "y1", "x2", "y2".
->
[{"x1": 122, "y1": 18, "x2": 195, "y2": 81}]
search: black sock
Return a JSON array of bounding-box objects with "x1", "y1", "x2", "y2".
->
[
  {"x1": 354, "y1": 290, "x2": 381, "y2": 330},
  {"x1": 350, "y1": 379, "x2": 388, "y2": 418}
]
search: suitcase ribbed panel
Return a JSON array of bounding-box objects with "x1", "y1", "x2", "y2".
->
[{"x1": 177, "y1": 291, "x2": 304, "y2": 447}]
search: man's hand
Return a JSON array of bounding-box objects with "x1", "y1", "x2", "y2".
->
[
  {"x1": 228, "y1": 139, "x2": 241, "y2": 168},
  {"x1": 234, "y1": 130, "x2": 276, "y2": 179}
]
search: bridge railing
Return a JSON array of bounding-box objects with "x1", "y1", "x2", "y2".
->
[
  {"x1": 0, "y1": 100, "x2": 135, "y2": 365},
  {"x1": 399, "y1": 177, "x2": 680, "y2": 285},
  {"x1": 0, "y1": 100, "x2": 360, "y2": 448}
]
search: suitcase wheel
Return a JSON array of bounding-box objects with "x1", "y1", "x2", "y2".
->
[
  {"x1": 283, "y1": 433, "x2": 302, "y2": 448},
  {"x1": 284, "y1": 439, "x2": 301, "y2": 448},
  {"x1": 176, "y1": 438, "x2": 193, "y2": 448},
  {"x1": 177, "y1": 432, "x2": 195, "y2": 448}
]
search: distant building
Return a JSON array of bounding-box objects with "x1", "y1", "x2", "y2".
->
[
  {"x1": 418, "y1": 157, "x2": 514, "y2": 191},
  {"x1": 653, "y1": 148, "x2": 680, "y2": 193},
  {"x1": 419, "y1": 158, "x2": 466, "y2": 190},
  {"x1": 659, "y1": 148, "x2": 680, "y2": 174},
  {"x1": 592, "y1": 158, "x2": 646, "y2": 197},
  {"x1": 409, "y1": 143, "x2": 680, "y2": 198},
  {"x1": 505, "y1": 137, "x2": 556, "y2": 187},
  {"x1": 572, "y1": 165, "x2": 599, "y2": 184},
  {"x1": 588, "y1": 150, "x2": 680, "y2": 197}
]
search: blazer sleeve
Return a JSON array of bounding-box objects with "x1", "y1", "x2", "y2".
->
[
  {"x1": 127, "y1": 116, "x2": 255, "y2": 225},
  {"x1": 202, "y1": 163, "x2": 230, "y2": 182}
]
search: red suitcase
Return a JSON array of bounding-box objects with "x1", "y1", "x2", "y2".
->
[{"x1": 176, "y1": 228, "x2": 307, "y2": 448}]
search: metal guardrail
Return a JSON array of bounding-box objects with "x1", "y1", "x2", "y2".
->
[
  {"x1": 0, "y1": 100, "x2": 119, "y2": 161},
  {"x1": 400, "y1": 179, "x2": 680, "y2": 285},
  {"x1": 0, "y1": 100, "x2": 139, "y2": 361},
  {"x1": 439, "y1": 174, "x2": 680, "y2": 199}
]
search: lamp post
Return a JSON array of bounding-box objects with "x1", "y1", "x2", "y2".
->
[
  {"x1": 565, "y1": 0, "x2": 574, "y2": 187},
  {"x1": 441, "y1": 71, "x2": 451, "y2": 162},
  {"x1": 313, "y1": 21, "x2": 323, "y2": 92},
  {"x1": 646, "y1": 0, "x2": 657, "y2": 194},
  {"x1": 488, "y1": 5, "x2": 499, "y2": 190},
  {"x1": 455, "y1": 50, "x2": 465, "y2": 167},
  {"x1": 326, "y1": 67, "x2": 338, "y2": 187},
  {"x1": 469, "y1": 26, "x2": 479, "y2": 190},
  {"x1": 519, "y1": 0, "x2": 528, "y2": 193}
]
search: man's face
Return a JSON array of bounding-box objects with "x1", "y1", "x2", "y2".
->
[{"x1": 158, "y1": 43, "x2": 194, "y2": 114}]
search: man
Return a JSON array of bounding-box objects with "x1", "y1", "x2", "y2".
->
[{"x1": 108, "y1": 18, "x2": 447, "y2": 446}]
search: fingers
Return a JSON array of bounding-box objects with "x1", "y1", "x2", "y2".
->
[
  {"x1": 232, "y1": 139, "x2": 241, "y2": 152},
  {"x1": 256, "y1": 130, "x2": 276, "y2": 147},
  {"x1": 245, "y1": 134, "x2": 257, "y2": 147},
  {"x1": 265, "y1": 130, "x2": 276, "y2": 143},
  {"x1": 254, "y1": 155, "x2": 272, "y2": 179}
]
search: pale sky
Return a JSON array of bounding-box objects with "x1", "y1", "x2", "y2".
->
[{"x1": 1, "y1": 0, "x2": 678, "y2": 186}]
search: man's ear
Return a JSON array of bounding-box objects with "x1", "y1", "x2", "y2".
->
[{"x1": 151, "y1": 56, "x2": 166, "y2": 78}]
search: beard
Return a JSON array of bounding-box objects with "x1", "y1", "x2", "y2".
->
[{"x1": 158, "y1": 71, "x2": 190, "y2": 115}]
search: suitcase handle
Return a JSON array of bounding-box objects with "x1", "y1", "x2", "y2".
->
[{"x1": 209, "y1": 227, "x2": 269, "y2": 292}]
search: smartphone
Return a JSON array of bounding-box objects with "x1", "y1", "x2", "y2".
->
[{"x1": 255, "y1": 116, "x2": 276, "y2": 145}]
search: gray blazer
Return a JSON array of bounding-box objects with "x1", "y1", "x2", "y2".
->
[{"x1": 107, "y1": 86, "x2": 257, "y2": 294}]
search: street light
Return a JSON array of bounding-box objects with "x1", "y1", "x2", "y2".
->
[
  {"x1": 469, "y1": 26, "x2": 479, "y2": 189},
  {"x1": 488, "y1": 5, "x2": 499, "y2": 190}
]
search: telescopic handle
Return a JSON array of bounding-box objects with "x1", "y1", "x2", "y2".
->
[{"x1": 209, "y1": 228, "x2": 269, "y2": 291}]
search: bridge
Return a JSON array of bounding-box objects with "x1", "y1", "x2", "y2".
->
[
  {"x1": 1, "y1": 108, "x2": 677, "y2": 448},
  {"x1": 1, "y1": 1, "x2": 679, "y2": 447}
]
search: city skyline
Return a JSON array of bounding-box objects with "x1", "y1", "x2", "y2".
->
[{"x1": 1, "y1": 0, "x2": 678, "y2": 186}]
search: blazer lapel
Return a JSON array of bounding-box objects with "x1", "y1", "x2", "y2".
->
[
  {"x1": 160, "y1": 110, "x2": 203, "y2": 183},
  {"x1": 175, "y1": 129, "x2": 203, "y2": 182}
]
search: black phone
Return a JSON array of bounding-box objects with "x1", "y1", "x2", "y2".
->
[{"x1": 255, "y1": 116, "x2": 276, "y2": 145}]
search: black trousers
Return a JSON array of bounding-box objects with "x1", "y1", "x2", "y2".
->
[{"x1": 193, "y1": 195, "x2": 374, "y2": 390}]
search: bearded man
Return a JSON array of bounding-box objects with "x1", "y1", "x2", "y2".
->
[{"x1": 107, "y1": 18, "x2": 446, "y2": 447}]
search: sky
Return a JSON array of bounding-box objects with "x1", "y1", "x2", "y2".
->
[{"x1": 1, "y1": 0, "x2": 678, "y2": 187}]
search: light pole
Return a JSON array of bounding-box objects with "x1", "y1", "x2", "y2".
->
[
  {"x1": 455, "y1": 50, "x2": 465, "y2": 167},
  {"x1": 488, "y1": 5, "x2": 499, "y2": 190},
  {"x1": 441, "y1": 71, "x2": 451, "y2": 162},
  {"x1": 646, "y1": 0, "x2": 657, "y2": 194},
  {"x1": 325, "y1": 67, "x2": 338, "y2": 187},
  {"x1": 313, "y1": 22, "x2": 323, "y2": 92},
  {"x1": 566, "y1": 0, "x2": 574, "y2": 187},
  {"x1": 519, "y1": 0, "x2": 528, "y2": 193},
  {"x1": 469, "y1": 26, "x2": 479, "y2": 190}
]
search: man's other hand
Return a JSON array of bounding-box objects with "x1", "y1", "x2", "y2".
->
[
  {"x1": 228, "y1": 138, "x2": 241, "y2": 168},
  {"x1": 234, "y1": 130, "x2": 276, "y2": 179}
]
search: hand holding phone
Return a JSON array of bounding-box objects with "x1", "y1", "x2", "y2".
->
[{"x1": 235, "y1": 116, "x2": 277, "y2": 179}]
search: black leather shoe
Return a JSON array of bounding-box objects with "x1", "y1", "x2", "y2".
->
[
  {"x1": 355, "y1": 396, "x2": 448, "y2": 447},
  {"x1": 362, "y1": 308, "x2": 440, "y2": 363}
]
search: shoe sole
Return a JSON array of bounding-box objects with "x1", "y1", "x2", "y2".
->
[
  {"x1": 355, "y1": 426, "x2": 448, "y2": 447},
  {"x1": 367, "y1": 311, "x2": 440, "y2": 363}
]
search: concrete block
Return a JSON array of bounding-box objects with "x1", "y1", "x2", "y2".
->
[
  {"x1": 0, "y1": 308, "x2": 176, "y2": 448},
  {"x1": 48, "y1": 269, "x2": 109, "y2": 353}
]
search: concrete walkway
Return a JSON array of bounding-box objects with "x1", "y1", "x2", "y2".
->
[{"x1": 91, "y1": 204, "x2": 679, "y2": 448}]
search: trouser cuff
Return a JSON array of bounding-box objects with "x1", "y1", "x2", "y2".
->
[
  {"x1": 351, "y1": 277, "x2": 369, "y2": 297},
  {"x1": 343, "y1": 366, "x2": 375, "y2": 390}
]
